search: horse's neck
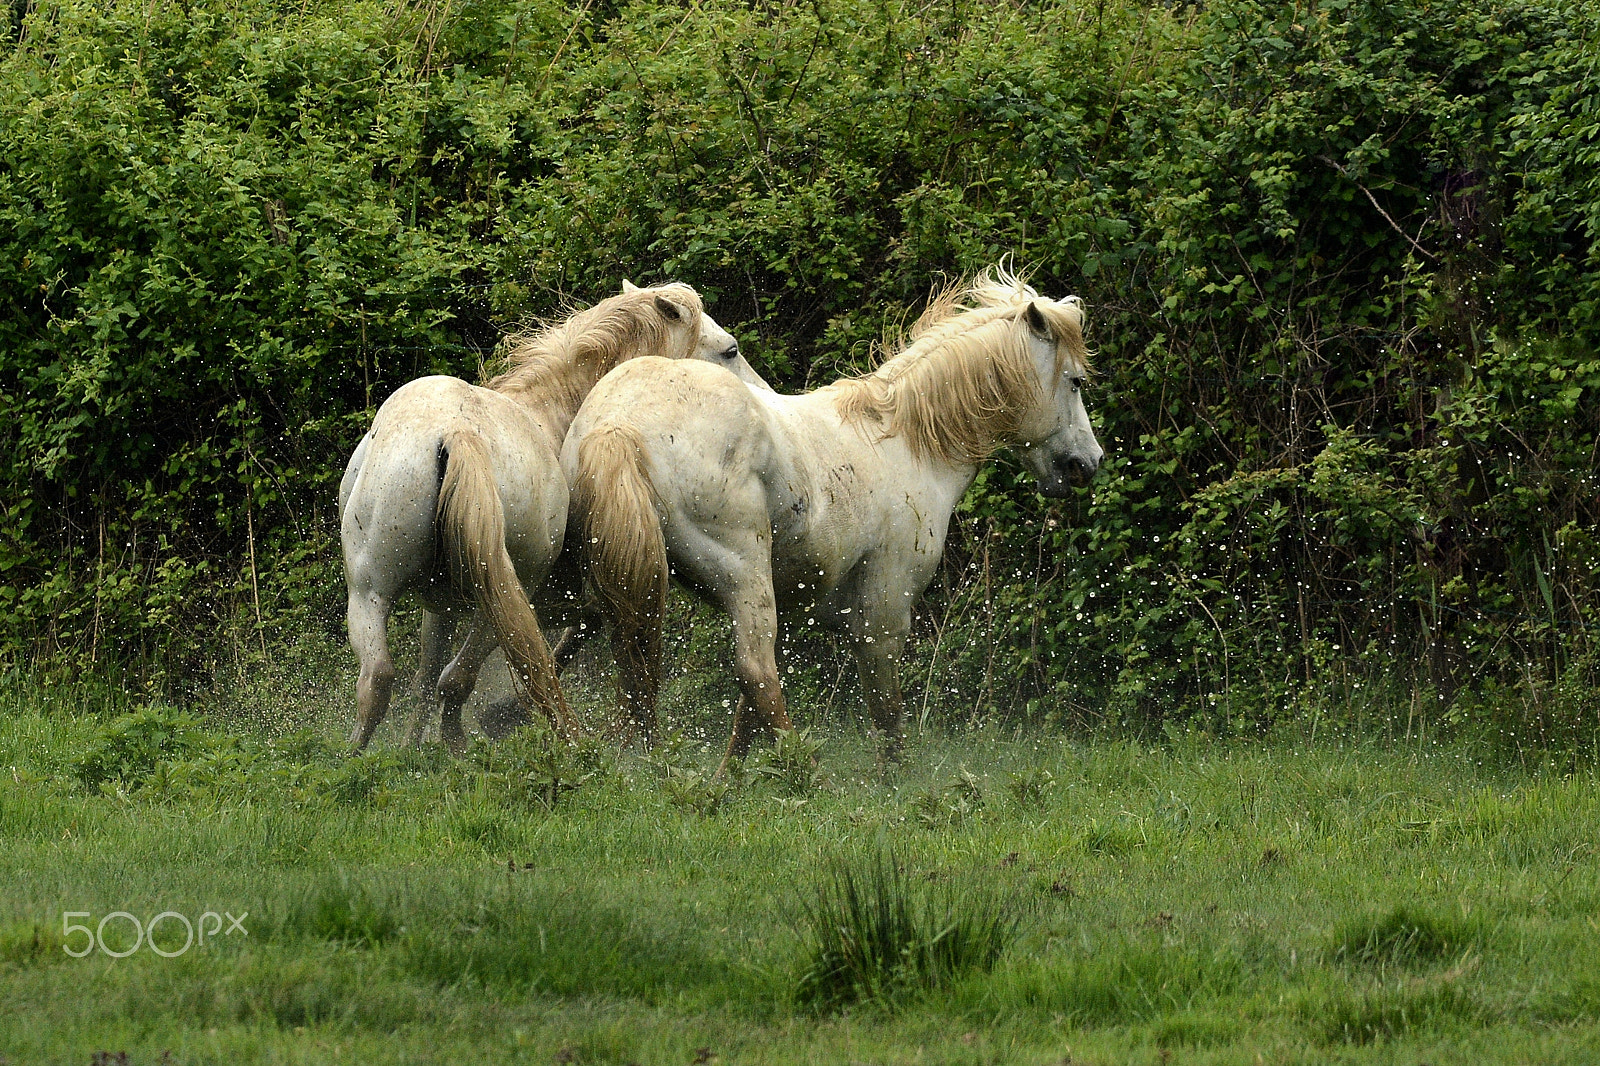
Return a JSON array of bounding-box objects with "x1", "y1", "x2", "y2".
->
[
  {"x1": 494, "y1": 365, "x2": 600, "y2": 448},
  {"x1": 848, "y1": 340, "x2": 1016, "y2": 478},
  {"x1": 798, "y1": 390, "x2": 982, "y2": 514},
  {"x1": 912, "y1": 452, "x2": 983, "y2": 518}
]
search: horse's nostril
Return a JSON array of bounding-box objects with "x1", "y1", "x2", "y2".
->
[{"x1": 1054, "y1": 453, "x2": 1097, "y2": 484}]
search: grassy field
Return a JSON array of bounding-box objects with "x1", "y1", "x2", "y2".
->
[{"x1": 3, "y1": 667, "x2": 1600, "y2": 1065}]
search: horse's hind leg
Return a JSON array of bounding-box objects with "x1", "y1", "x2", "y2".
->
[
  {"x1": 612, "y1": 624, "x2": 661, "y2": 748},
  {"x1": 721, "y1": 570, "x2": 793, "y2": 764},
  {"x1": 665, "y1": 525, "x2": 791, "y2": 765},
  {"x1": 407, "y1": 610, "x2": 457, "y2": 747},
  {"x1": 551, "y1": 617, "x2": 600, "y2": 673},
  {"x1": 437, "y1": 614, "x2": 499, "y2": 755},
  {"x1": 348, "y1": 589, "x2": 396, "y2": 751}
]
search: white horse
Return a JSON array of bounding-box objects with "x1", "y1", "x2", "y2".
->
[
  {"x1": 339, "y1": 282, "x2": 767, "y2": 753},
  {"x1": 561, "y1": 267, "x2": 1103, "y2": 761}
]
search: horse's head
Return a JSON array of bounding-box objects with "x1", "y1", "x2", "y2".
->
[
  {"x1": 1014, "y1": 296, "x2": 1103, "y2": 497},
  {"x1": 622, "y1": 280, "x2": 772, "y2": 390},
  {"x1": 692, "y1": 309, "x2": 773, "y2": 391}
]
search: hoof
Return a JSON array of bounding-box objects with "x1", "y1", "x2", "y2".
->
[
  {"x1": 876, "y1": 733, "x2": 906, "y2": 767},
  {"x1": 478, "y1": 694, "x2": 531, "y2": 741}
]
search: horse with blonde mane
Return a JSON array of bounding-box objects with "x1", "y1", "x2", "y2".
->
[
  {"x1": 561, "y1": 266, "x2": 1103, "y2": 762},
  {"x1": 340, "y1": 281, "x2": 767, "y2": 753}
]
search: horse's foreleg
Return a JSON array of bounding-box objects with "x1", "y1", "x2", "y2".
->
[
  {"x1": 348, "y1": 590, "x2": 396, "y2": 751},
  {"x1": 437, "y1": 615, "x2": 499, "y2": 756},
  {"x1": 853, "y1": 631, "x2": 909, "y2": 764},
  {"x1": 407, "y1": 610, "x2": 457, "y2": 747},
  {"x1": 718, "y1": 695, "x2": 762, "y2": 776}
]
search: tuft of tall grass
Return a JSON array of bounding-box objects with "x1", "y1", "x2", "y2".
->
[
  {"x1": 793, "y1": 851, "x2": 1018, "y2": 1012},
  {"x1": 287, "y1": 876, "x2": 401, "y2": 948},
  {"x1": 957, "y1": 940, "x2": 1244, "y2": 1025},
  {"x1": 0, "y1": 919, "x2": 64, "y2": 968},
  {"x1": 400, "y1": 879, "x2": 738, "y2": 1001},
  {"x1": 1329, "y1": 905, "x2": 1477, "y2": 968},
  {"x1": 1300, "y1": 979, "x2": 1484, "y2": 1045}
]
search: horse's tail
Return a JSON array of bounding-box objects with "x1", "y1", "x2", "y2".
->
[
  {"x1": 436, "y1": 428, "x2": 574, "y2": 737},
  {"x1": 570, "y1": 424, "x2": 668, "y2": 728}
]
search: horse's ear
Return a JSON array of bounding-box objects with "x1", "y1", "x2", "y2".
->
[
  {"x1": 654, "y1": 294, "x2": 686, "y2": 322},
  {"x1": 621, "y1": 279, "x2": 640, "y2": 293},
  {"x1": 1024, "y1": 301, "x2": 1053, "y2": 340}
]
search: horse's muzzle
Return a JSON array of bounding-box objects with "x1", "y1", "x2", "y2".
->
[{"x1": 1037, "y1": 453, "x2": 1099, "y2": 497}]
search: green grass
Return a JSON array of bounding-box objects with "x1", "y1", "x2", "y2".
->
[{"x1": 4, "y1": 673, "x2": 1600, "y2": 1064}]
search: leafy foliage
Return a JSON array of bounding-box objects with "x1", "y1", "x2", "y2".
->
[
  {"x1": 468, "y1": 726, "x2": 607, "y2": 810},
  {"x1": 72, "y1": 705, "x2": 222, "y2": 790},
  {"x1": 1, "y1": 0, "x2": 1597, "y2": 733},
  {"x1": 751, "y1": 727, "x2": 824, "y2": 796},
  {"x1": 1004, "y1": 766, "x2": 1056, "y2": 810}
]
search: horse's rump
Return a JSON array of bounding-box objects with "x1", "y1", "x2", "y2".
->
[
  {"x1": 436, "y1": 428, "x2": 572, "y2": 734},
  {"x1": 570, "y1": 424, "x2": 669, "y2": 634}
]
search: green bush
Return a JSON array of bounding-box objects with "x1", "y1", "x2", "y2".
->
[
  {"x1": 72, "y1": 705, "x2": 222, "y2": 790},
  {"x1": 326, "y1": 750, "x2": 405, "y2": 807},
  {"x1": 0, "y1": 0, "x2": 1596, "y2": 736},
  {"x1": 751, "y1": 727, "x2": 824, "y2": 796}
]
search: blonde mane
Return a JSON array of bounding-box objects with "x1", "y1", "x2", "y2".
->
[
  {"x1": 487, "y1": 283, "x2": 705, "y2": 414},
  {"x1": 828, "y1": 266, "x2": 1091, "y2": 465}
]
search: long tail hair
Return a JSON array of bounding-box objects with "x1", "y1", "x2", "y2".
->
[
  {"x1": 436, "y1": 429, "x2": 576, "y2": 737},
  {"x1": 569, "y1": 424, "x2": 668, "y2": 720}
]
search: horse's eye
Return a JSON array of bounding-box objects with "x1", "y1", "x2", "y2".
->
[
  {"x1": 1068, "y1": 377, "x2": 1083, "y2": 393},
  {"x1": 721, "y1": 345, "x2": 739, "y2": 360}
]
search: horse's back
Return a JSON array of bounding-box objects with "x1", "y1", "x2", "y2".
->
[
  {"x1": 365, "y1": 376, "x2": 531, "y2": 442},
  {"x1": 568, "y1": 358, "x2": 776, "y2": 471}
]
